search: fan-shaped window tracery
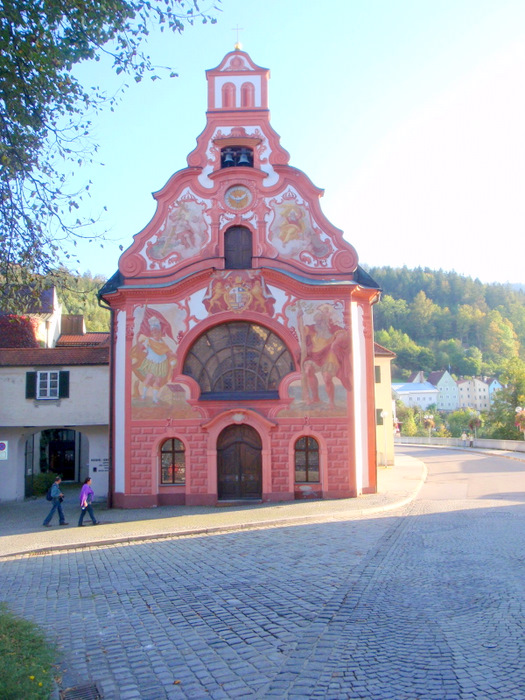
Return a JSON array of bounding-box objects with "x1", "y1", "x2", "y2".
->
[{"x1": 182, "y1": 322, "x2": 295, "y2": 400}]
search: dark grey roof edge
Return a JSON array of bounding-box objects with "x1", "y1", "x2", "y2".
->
[
  {"x1": 98, "y1": 270, "x2": 124, "y2": 299},
  {"x1": 96, "y1": 264, "x2": 381, "y2": 293}
]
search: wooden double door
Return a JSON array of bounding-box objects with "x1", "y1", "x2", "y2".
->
[{"x1": 217, "y1": 425, "x2": 262, "y2": 500}]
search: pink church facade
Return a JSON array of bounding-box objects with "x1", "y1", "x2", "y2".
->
[{"x1": 100, "y1": 50, "x2": 381, "y2": 508}]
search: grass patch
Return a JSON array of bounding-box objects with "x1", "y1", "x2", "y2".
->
[{"x1": 0, "y1": 603, "x2": 55, "y2": 699}]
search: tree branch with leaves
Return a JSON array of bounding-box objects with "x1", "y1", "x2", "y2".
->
[{"x1": 0, "y1": 0, "x2": 219, "y2": 311}]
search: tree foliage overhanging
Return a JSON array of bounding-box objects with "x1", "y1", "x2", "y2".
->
[{"x1": 0, "y1": 0, "x2": 218, "y2": 312}]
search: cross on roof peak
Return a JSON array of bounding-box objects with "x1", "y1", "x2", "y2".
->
[{"x1": 232, "y1": 24, "x2": 243, "y2": 50}]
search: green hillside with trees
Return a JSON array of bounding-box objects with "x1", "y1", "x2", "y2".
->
[
  {"x1": 367, "y1": 266, "x2": 525, "y2": 440},
  {"x1": 57, "y1": 271, "x2": 110, "y2": 332},
  {"x1": 369, "y1": 266, "x2": 525, "y2": 378}
]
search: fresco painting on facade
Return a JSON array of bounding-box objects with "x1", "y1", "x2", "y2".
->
[
  {"x1": 268, "y1": 192, "x2": 332, "y2": 262},
  {"x1": 203, "y1": 271, "x2": 275, "y2": 315},
  {"x1": 278, "y1": 300, "x2": 350, "y2": 417},
  {"x1": 131, "y1": 305, "x2": 184, "y2": 418},
  {"x1": 147, "y1": 198, "x2": 209, "y2": 263}
]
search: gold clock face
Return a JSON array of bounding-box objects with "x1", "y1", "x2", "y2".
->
[{"x1": 225, "y1": 185, "x2": 252, "y2": 210}]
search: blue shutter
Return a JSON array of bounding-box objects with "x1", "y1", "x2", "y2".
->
[
  {"x1": 58, "y1": 371, "x2": 70, "y2": 398},
  {"x1": 26, "y1": 372, "x2": 37, "y2": 399}
]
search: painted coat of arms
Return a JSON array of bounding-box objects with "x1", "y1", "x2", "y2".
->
[{"x1": 203, "y1": 271, "x2": 275, "y2": 315}]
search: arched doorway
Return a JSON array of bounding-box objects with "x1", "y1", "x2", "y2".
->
[
  {"x1": 24, "y1": 428, "x2": 83, "y2": 497},
  {"x1": 217, "y1": 424, "x2": 262, "y2": 500}
]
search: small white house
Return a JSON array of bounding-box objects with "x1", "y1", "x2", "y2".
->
[
  {"x1": 427, "y1": 370, "x2": 460, "y2": 411},
  {"x1": 457, "y1": 377, "x2": 491, "y2": 412},
  {"x1": 0, "y1": 289, "x2": 110, "y2": 502},
  {"x1": 0, "y1": 347, "x2": 110, "y2": 501},
  {"x1": 392, "y1": 382, "x2": 439, "y2": 409}
]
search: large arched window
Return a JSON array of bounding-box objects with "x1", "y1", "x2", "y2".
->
[
  {"x1": 183, "y1": 322, "x2": 294, "y2": 400},
  {"x1": 224, "y1": 226, "x2": 252, "y2": 269},
  {"x1": 294, "y1": 437, "x2": 320, "y2": 483}
]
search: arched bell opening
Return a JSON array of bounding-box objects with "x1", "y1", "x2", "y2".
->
[{"x1": 220, "y1": 146, "x2": 254, "y2": 168}]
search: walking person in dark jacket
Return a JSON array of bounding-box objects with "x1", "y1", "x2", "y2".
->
[
  {"x1": 78, "y1": 477, "x2": 99, "y2": 526},
  {"x1": 43, "y1": 476, "x2": 68, "y2": 527}
]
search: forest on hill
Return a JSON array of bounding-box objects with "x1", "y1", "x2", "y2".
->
[
  {"x1": 367, "y1": 266, "x2": 525, "y2": 440},
  {"x1": 367, "y1": 266, "x2": 525, "y2": 380},
  {"x1": 58, "y1": 271, "x2": 110, "y2": 331}
]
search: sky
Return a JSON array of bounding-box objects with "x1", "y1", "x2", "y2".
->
[{"x1": 68, "y1": 0, "x2": 525, "y2": 286}]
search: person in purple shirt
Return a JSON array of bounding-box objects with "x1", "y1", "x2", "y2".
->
[{"x1": 78, "y1": 477, "x2": 100, "y2": 526}]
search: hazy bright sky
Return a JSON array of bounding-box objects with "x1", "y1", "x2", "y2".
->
[{"x1": 69, "y1": 0, "x2": 525, "y2": 285}]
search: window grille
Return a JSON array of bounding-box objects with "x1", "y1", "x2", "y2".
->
[
  {"x1": 294, "y1": 437, "x2": 320, "y2": 483},
  {"x1": 183, "y1": 322, "x2": 294, "y2": 399},
  {"x1": 160, "y1": 438, "x2": 185, "y2": 484}
]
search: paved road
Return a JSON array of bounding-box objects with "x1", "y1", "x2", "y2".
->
[{"x1": 1, "y1": 447, "x2": 524, "y2": 699}]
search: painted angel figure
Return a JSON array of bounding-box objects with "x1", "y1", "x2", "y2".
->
[{"x1": 296, "y1": 302, "x2": 352, "y2": 408}]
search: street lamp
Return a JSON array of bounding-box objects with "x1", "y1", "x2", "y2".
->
[
  {"x1": 515, "y1": 407, "x2": 525, "y2": 440},
  {"x1": 380, "y1": 410, "x2": 388, "y2": 467}
]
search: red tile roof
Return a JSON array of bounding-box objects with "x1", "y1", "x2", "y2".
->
[
  {"x1": 0, "y1": 347, "x2": 109, "y2": 367},
  {"x1": 56, "y1": 333, "x2": 110, "y2": 347},
  {"x1": 427, "y1": 370, "x2": 446, "y2": 385},
  {"x1": 374, "y1": 342, "x2": 396, "y2": 357}
]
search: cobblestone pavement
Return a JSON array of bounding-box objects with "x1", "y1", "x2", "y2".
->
[{"x1": 1, "y1": 449, "x2": 524, "y2": 699}]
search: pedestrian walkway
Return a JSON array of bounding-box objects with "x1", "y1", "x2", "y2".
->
[
  {"x1": 0, "y1": 455, "x2": 426, "y2": 559},
  {"x1": 3, "y1": 445, "x2": 523, "y2": 560}
]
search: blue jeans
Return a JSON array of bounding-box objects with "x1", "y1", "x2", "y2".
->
[
  {"x1": 43, "y1": 498, "x2": 65, "y2": 525},
  {"x1": 78, "y1": 504, "x2": 97, "y2": 526}
]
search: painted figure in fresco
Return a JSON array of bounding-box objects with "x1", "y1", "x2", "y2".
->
[
  {"x1": 278, "y1": 203, "x2": 305, "y2": 244},
  {"x1": 149, "y1": 201, "x2": 205, "y2": 260},
  {"x1": 207, "y1": 279, "x2": 227, "y2": 312},
  {"x1": 250, "y1": 278, "x2": 270, "y2": 313},
  {"x1": 132, "y1": 310, "x2": 176, "y2": 403},
  {"x1": 297, "y1": 303, "x2": 351, "y2": 408},
  {"x1": 303, "y1": 225, "x2": 331, "y2": 259},
  {"x1": 270, "y1": 200, "x2": 331, "y2": 260}
]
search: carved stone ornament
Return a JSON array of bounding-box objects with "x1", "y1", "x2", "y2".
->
[{"x1": 126, "y1": 316, "x2": 135, "y2": 341}]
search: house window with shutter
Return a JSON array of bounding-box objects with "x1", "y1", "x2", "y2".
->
[{"x1": 26, "y1": 371, "x2": 70, "y2": 400}]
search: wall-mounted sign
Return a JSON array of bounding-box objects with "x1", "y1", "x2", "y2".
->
[{"x1": 0, "y1": 441, "x2": 8, "y2": 460}]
